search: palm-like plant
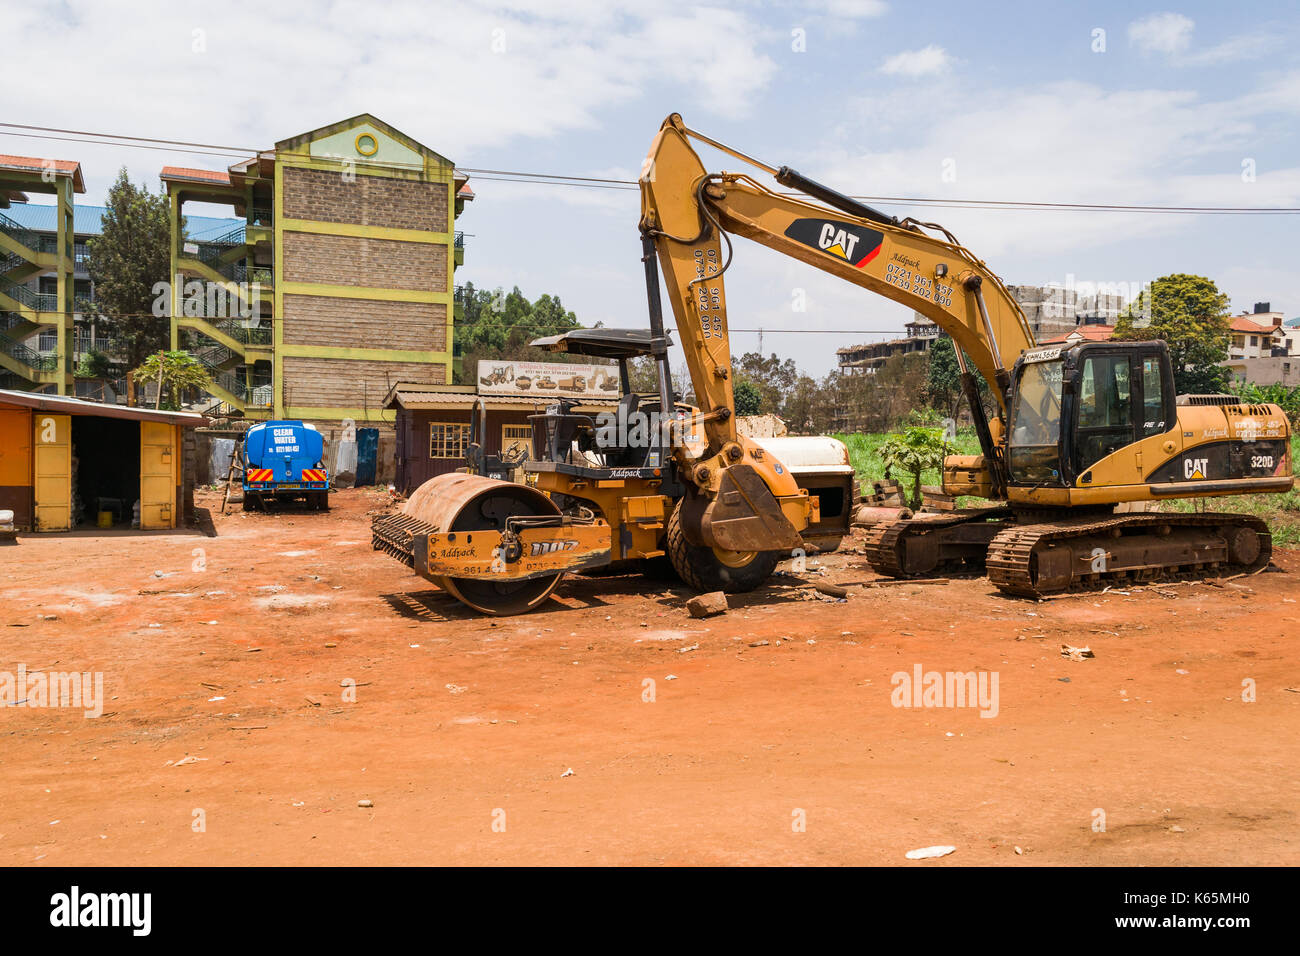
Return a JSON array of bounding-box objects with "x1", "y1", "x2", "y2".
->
[
  {"x1": 879, "y1": 426, "x2": 948, "y2": 510},
  {"x1": 133, "y1": 350, "x2": 212, "y2": 410}
]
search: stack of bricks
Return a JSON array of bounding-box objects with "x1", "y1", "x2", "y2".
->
[
  {"x1": 919, "y1": 485, "x2": 956, "y2": 512},
  {"x1": 861, "y1": 478, "x2": 904, "y2": 508}
]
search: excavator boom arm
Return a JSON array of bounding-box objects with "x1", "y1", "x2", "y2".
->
[{"x1": 639, "y1": 113, "x2": 1036, "y2": 428}]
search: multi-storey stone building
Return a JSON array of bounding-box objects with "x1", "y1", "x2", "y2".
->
[
  {"x1": 1006, "y1": 283, "x2": 1125, "y2": 341},
  {"x1": 162, "y1": 114, "x2": 473, "y2": 425}
]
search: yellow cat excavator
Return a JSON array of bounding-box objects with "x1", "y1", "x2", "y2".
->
[
  {"x1": 638, "y1": 113, "x2": 1291, "y2": 596},
  {"x1": 373, "y1": 113, "x2": 1291, "y2": 612}
]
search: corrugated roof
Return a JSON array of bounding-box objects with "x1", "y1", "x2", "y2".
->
[
  {"x1": 0, "y1": 388, "x2": 208, "y2": 426},
  {"x1": 388, "y1": 391, "x2": 616, "y2": 412},
  {"x1": 2, "y1": 202, "x2": 243, "y2": 240}
]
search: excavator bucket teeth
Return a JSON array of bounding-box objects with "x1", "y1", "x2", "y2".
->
[{"x1": 702, "y1": 464, "x2": 799, "y2": 552}]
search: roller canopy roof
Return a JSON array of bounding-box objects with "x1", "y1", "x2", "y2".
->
[{"x1": 529, "y1": 328, "x2": 673, "y2": 360}]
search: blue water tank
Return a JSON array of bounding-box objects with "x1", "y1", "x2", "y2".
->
[{"x1": 245, "y1": 420, "x2": 325, "y2": 481}]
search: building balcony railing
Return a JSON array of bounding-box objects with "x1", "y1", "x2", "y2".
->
[
  {"x1": 0, "y1": 329, "x2": 58, "y2": 371},
  {"x1": 202, "y1": 316, "x2": 272, "y2": 347},
  {"x1": 0, "y1": 211, "x2": 41, "y2": 255},
  {"x1": 207, "y1": 367, "x2": 272, "y2": 405},
  {"x1": 0, "y1": 280, "x2": 57, "y2": 312},
  {"x1": 230, "y1": 263, "x2": 273, "y2": 286},
  {"x1": 0, "y1": 248, "x2": 25, "y2": 274},
  {"x1": 73, "y1": 334, "x2": 127, "y2": 359},
  {"x1": 249, "y1": 206, "x2": 274, "y2": 228}
]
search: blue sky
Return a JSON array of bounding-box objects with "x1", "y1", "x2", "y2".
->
[{"x1": 5, "y1": 0, "x2": 1297, "y2": 374}]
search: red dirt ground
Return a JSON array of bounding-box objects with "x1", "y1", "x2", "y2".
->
[{"x1": 2, "y1": 488, "x2": 1297, "y2": 866}]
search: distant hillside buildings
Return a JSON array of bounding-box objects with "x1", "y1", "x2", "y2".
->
[{"x1": 836, "y1": 282, "x2": 1124, "y2": 375}]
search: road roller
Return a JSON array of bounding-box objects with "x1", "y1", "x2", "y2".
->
[{"x1": 371, "y1": 328, "x2": 854, "y2": 615}]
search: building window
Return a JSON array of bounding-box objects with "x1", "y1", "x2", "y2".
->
[
  {"x1": 38, "y1": 329, "x2": 57, "y2": 352},
  {"x1": 355, "y1": 132, "x2": 379, "y2": 157},
  {"x1": 1249, "y1": 335, "x2": 1258, "y2": 347},
  {"x1": 502, "y1": 424, "x2": 533, "y2": 460},
  {"x1": 430, "y1": 422, "x2": 471, "y2": 459}
]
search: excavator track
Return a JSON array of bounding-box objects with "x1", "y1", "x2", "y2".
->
[
  {"x1": 986, "y1": 512, "x2": 1272, "y2": 598},
  {"x1": 863, "y1": 507, "x2": 1016, "y2": 577}
]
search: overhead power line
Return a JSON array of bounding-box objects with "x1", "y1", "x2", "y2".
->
[{"x1": 3, "y1": 121, "x2": 1297, "y2": 214}]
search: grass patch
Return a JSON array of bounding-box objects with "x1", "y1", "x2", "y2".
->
[{"x1": 835, "y1": 430, "x2": 981, "y2": 490}]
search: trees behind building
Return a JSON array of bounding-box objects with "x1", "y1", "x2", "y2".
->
[
  {"x1": 452, "y1": 283, "x2": 584, "y2": 384},
  {"x1": 448, "y1": 272, "x2": 1250, "y2": 431},
  {"x1": 1112, "y1": 273, "x2": 1231, "y2": 395},
  {"x1": 82, "y1": 168, "x2": 173, "y2": 403}
]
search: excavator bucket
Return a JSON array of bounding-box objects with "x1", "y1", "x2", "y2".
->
[{"x1": 699, "y1": 464, "x2": 801, "y2": 552}]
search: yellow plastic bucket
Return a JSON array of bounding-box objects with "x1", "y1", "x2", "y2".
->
[{"x1": 97, "y1": 511, "x2": 113, "y2": 529}]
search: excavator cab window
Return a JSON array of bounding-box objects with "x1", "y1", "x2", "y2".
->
[
  {"x1": 1008, "y1": 357, "x2": 1065, "y2": 484},
  {"x1": 1069, "y1": 344, "x2": 1175, "y2": 475},
  {"x1": 1071, "y1": 351, "x2": 1136, "y2": 475},
  {"x1": 1139, "y1": 356, "x2": 1171, "y2": 437}
]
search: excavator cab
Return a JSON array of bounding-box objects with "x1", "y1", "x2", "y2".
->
[{"x1": 1007, "y1": 340, "x2": 1176, "y2": 487}]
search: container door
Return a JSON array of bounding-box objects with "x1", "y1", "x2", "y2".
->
[
  {"x1": 33, "y1": 413, "x2": 71, "y2": 531},
  {"x1": 140, "y1": 421, "x2": 176, "y2": 529},
  {"x1": 355, "y1": 427, "x2": 378, "y2": 486},
  {"x1": 0, "y1": 408, "x2": 33, "y2": 530}
]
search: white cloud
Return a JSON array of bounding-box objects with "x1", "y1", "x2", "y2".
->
[
  {"x1": 0, "y1": 0, "x2": 777, "y2": 202},
  {"x1": 812, "y1": 0, "x2": 889, "y2": 18},
  {"x1": 819, "y1": 73, "x2": 1300, "y2": 263},
  {"x1": 879, "y1": 45, "x2": 951, "y2": 77},
  {"x1": 1182, "y1": 32, "x2": 1277, "y2": 66},
  {"x1": 1128, "y1": 12, "x2": 1195, "y2": 55}
]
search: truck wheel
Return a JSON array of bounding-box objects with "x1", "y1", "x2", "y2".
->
[
  {"x1": 666, "y1": 500, "x2": 781, "y2": 594},
  {"x1": 242, "y1": 493, "x2": 257, "y2": 512}
]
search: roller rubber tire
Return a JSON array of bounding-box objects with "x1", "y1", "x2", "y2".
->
[{"x1": 666, "y1": 500, "x2": 781, "y2": 594}]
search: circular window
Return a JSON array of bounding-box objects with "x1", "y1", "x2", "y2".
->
[{"x1": 355, "y1": 133, "x2": 378, "y2": 157}]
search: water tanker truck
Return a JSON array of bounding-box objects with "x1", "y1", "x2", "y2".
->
[{"x1": 242, "y1": 420, "x2": 330, "y2": 511}]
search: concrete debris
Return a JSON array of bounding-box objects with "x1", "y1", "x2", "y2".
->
[
  {"x1": 905, "y1": 845, "x2": 956, "y2": 860},
  {"x1": 686, "y1": 591, "x2": 729, "y2": 618},
  {"x1": 813, "y1": 581, "x2": 848, "y2": 598},
  {"x1": 1061, "y1": 644, "x2": 1095, "y2": 661}
]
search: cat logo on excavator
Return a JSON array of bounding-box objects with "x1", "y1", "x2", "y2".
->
[{"x1": 783, "y1": 218, "x2": 883, "y2": 268}]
